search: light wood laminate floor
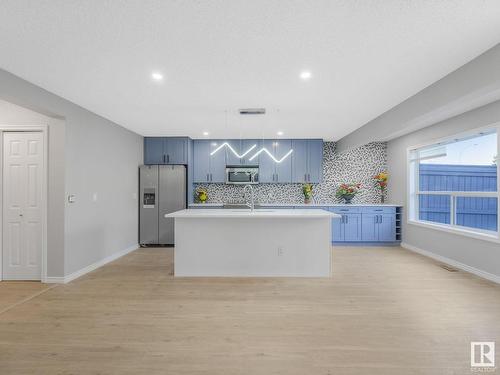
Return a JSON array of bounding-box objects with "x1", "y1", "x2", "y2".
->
[{"x1": 0, "y1": 246, "x2": 499, "y2": 374}]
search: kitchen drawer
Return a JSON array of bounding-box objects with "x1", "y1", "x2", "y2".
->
[
  {"x1": 361, "y1": 206, "x2": 396, "y2": 214},
  {"x1": 329, "y1": 207, "x2": 361, "y2": 214}
]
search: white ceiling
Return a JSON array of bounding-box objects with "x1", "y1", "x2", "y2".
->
[{"x1": 1, "y1": 1, "x2": 500, "y2": 140}]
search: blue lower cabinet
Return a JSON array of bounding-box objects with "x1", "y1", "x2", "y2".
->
[
  {"x1": 378, "y1": 214, "x2": 396, "y2": 242},
  {"x1": 361, "y1": 209, "x2": 396, "y2": 242},
  {"x1": 343, "y1": 214, "x2": 361, "y2": 241},
  {"x1": 361, "y1": 214, "x2": 379, "y2": 242},
  {"x1": 331, "y1": 216, "x2": 343, "y2": 242}
]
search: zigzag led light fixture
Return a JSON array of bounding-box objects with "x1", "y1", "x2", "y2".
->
[
  {"x1": 248, "y1": 147, "x2": 293, "y2": 163},
  {"x1": 210, "y1": 142, "x2": 257, "y2": 158}
]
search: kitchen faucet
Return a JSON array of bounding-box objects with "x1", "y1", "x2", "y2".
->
[{"x1": 243, "y1": 184, "x2": 255, "y2": 212}]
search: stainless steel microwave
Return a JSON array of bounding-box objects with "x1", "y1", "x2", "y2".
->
[{"x1": 225, "y1": 166, "x2": 259, "y2": 184}]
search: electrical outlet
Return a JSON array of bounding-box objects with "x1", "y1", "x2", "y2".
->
[{"x1": 277, "y1": 247, "x2": 284, "y2": 256}]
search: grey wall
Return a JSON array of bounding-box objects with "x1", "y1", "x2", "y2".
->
[
  {"x1": 0, "y1": 69, "x2": 143, "y2": 277},
  {"x1": 195, "y1": 142, "x2": 388, "y2": 204},
  {"x1": 387, "y1": 100, "x2": 500, "y2": 278},
  {"x1": 337, "y1": 43, "x2": 500, "y2": 152},
  {"x1": 0, "y1": 99, "x2": 66, "y2": 277}
]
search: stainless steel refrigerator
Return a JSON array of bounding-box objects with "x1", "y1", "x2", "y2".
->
[{"x1": 139, "y1": 165, "x2": 186, "y2": 245}]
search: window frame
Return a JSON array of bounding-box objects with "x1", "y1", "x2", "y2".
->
[{"x1": 407, "y1": 124, "x2": 500, "y2": 243}]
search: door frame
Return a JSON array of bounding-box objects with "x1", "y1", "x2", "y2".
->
[{"x1": 0, "y1": 125, "x2": 48, "y2": 282}]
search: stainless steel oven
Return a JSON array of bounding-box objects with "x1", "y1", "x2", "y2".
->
[{"x1": 225, "y1": 166, "x2": 259, "y2": 184}]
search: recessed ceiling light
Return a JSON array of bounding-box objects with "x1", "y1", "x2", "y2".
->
[
  {"x1": 203, "y1": 131, "x2": 209, "y2": 136},
  {"x1": 151, "y1": 72, "x2": 164, "y2": 81},
  {"x1": 277, "y1": 131, "x2": 284, "y2": 136},
  {"x1": 300, "y1": 71, "x2": 312, "y2": 80}
]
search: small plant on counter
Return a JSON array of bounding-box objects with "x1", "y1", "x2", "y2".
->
[
  {"x1": 373, "y1": 171, "x2": 388, "y2": 203},
  {"x1": 195, "y1": 187, "x2": 208, "y2": 203},
  {"x1": 335, "y1": 183, "x2": 361, "y2": 204},
  {"x1": 302, "y1": 183, "x2": 313, "y2": 204}
]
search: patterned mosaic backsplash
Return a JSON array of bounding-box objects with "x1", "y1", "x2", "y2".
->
[{"x1": 194, "y1": 142, "x2": 387, "y2": 204}]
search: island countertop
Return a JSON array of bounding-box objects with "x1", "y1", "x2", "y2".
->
[{"x1": 165, "y1": 208, "x2": 340, "y2": 219}]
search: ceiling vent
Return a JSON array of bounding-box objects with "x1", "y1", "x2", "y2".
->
[{"x1": 239, "y1": 108, "x2": 266, "y2": 115}]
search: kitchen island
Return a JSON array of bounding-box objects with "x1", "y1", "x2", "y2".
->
[{"x1": 165, "y1": 209, "x2": 339, "y2": 277}]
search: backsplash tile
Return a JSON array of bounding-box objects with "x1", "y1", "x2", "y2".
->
[{"x1": 194, "y1": 142, "x2": 387, "y2": 204}]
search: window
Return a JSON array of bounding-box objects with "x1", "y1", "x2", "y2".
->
[{"x1": 408, "y1": 127, "x2": 499, "y2": 239}]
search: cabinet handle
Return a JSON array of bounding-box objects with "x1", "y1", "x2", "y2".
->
[
  {"x1": 163, "y1": 154, "x2": 166, "y2": 163},
  {"x1": 307, "y1": 173, "x2": 310, "y2": 181},
  {"x1": 345, "y1": 215, "x2": 348, "y2": 224},
  {"x1": 167, "y1": 154, "x2": 170, "y2": 164},
  {"x1": 210, "y1": 173, "x2": 213, "y2": 182},
  {"x1": 276, "y1": 173, "x2": 278, "y2": 182},
  {"x1": 379, "y1": 215, "x2": 382, "y2": 223},
  {"x1": 304, "y1": 174, "x2": 307, "y2": 181},
  {"x1": 375, "y1": 215, "x2": 378, "y2": 224},
  {"x1": 206, "y1": 173, "x2": 209, "y2": 182}
]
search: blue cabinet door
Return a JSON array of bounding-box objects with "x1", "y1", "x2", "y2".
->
[
  {"x1": 344, "y1": 214, "x2": 361, "y2": 241},
  {"x1": 225, "y1": 139, "x2": 241, "y2": 166},
  {"x1": 361, "y1": 214, "x2": 379, "y2": 241},
  {"x1": 241, "y1": 139, "x2": 260, "y2": 165},
  {"x1": 331, "y1": 216, "x2": 343, "y2": 242},
  {"x1": 259, "y1": 140, "x2": 276, "y2": 182},
  {"x1": 165, "y1": 137, "x2": 188, "y2": 164},
  {"x1": 193, "y1": 140, "x2": 210, "y2": 183},
  {"x1": 378, "y1": 214, "x2": 396, "y2": 242},
  {"x1": 274, "y1": 139, "x2": 292, "y2": 183},
  {"x1": 209, "y1": 140, "x2": 226, "y2": 183},
  {"x1": 307, "y1": 139, "x2": 323, "y2": 183},
  {"x1": 144, "y1": 137, "x2": 165, "y2": 164},
  {"x1": 291, "y1": 140, "x2": 308, "y2": 183}
]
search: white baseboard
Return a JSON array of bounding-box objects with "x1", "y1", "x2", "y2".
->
[
  {"x1": 45, "y1": 244, "x2": 138, "y2": 284},
  {"x1": 401, "y1": 242, "x2": 500, "y2": 285}
]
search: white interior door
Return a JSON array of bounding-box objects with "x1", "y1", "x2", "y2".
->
[{"x1": 2, "y1": 132, "x2": 44, "y2": 280}]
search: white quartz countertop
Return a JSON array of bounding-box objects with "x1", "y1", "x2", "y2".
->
[
  {"x1": 166, "y1": 208, "x2": 340, "y2": 219},
  {"x1": 188, "y1": 203, "x2": 402, "y2": 207}
]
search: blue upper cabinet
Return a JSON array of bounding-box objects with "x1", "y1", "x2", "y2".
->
[
  {"x1": 165, "y1": 138, "x2": 188, "y2": 164},
  {"x1": 224, "y1": 139, "x2": 261, "y2": 165},
  {"x1": 209, "y1": 140, "x2": 226, "y2": 182},
  {"x1": 225, "y1": 140, "x2": 241, "y2": 166},
  {"x1": 241, "y1": 139, "x2": 260, "y2": 165},
  {"x1": 291, "y1": 140, "x2": 308, "y2": 183},
  {"x1": 144, "y1": 137, "x2": 165, "y2": 164},
  {"x1": 144, "y1": 137, "x2": 189, "y2": 165},
  {"x1": 291, "y1": 139, "x2": 323, "y2": 183},
  {"x1": 251, "y1": 139, "x2": 293, "y2": 183},
  {"x1": 258, "y1": 140, "x2": 275, "y2": 182},
  {"x1": 307, "y1": 139, "x2": 323, "y2": 183},
  {"x1": 193, "y1": 140, "x2": 226, "y2": 183},
  {"x1": 193, "y1": 140, "x2": 210, "y2": 182},
  {"x1": 274, "y1": 140, "x2": 292, "y2": 183}
]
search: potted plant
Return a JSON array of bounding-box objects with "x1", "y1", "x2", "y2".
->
[
  {"x1": 374, "y1": 172, "x2": 388, "y2": 203},
  {"x1": 302, "y1": 183, "x2": 313, "y2": 204},
  {"x1": 335, "y1": 183, "x2": 361, "y2": 204},
  {"x1": 195, "y1": 187, "x2": 208, "y2": 203}
]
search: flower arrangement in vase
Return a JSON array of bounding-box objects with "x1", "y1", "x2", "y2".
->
[
  {"x1": 195, "y1": 187, "x2": 208, "y2": 203},
  {"x1": 335, "y1": 183, "x2": 361, "y2": 204},
  {"x1": 373, "y1": 172, "x2": 388, "y2": 203},
  {"x1": 302, "y1": 183, "x2": 313, "y2": 204}
]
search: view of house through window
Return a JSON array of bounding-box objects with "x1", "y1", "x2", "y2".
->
[{"x1": 409, "y1": 129, "x2": 498, "y2": 235}]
